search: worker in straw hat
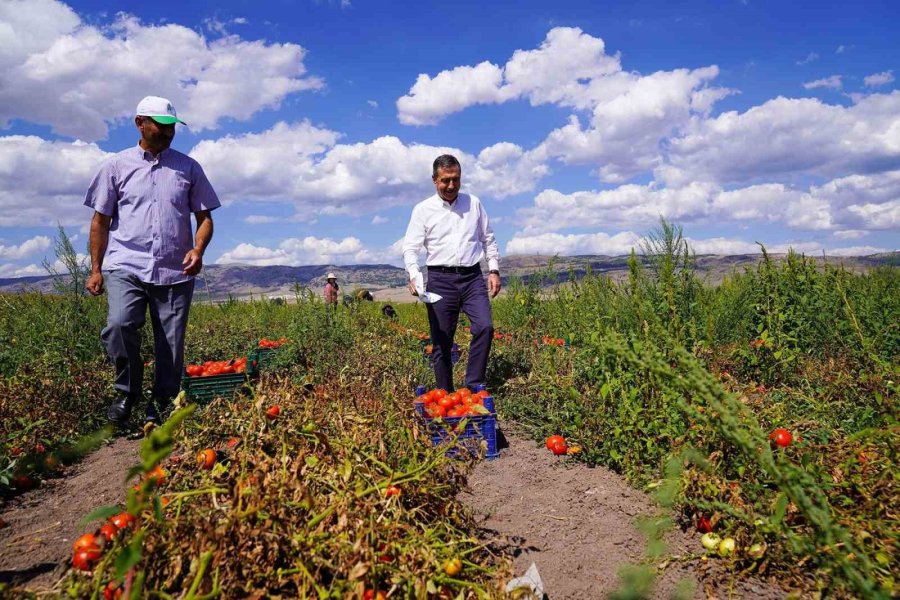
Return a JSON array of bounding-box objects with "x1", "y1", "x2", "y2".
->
[
  {"x1": 324, "y1": 272, "x2": 339, "y2": 306},
  {"x1": 84, "y1": 95, "x2": 221, "y2": 431}
]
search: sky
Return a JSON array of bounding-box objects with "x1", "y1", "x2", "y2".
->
[{"x1": 0, "y1": 0, "x2": 898, "y2": 278}]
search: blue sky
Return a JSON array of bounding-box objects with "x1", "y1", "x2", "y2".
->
[{"x1": 0, "y1": 0, "x2": 898, "y2": 277}]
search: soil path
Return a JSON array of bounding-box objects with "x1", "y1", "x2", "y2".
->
[
  {"x1": 1, "y1": 426, "x2": 790, "y2": 598},
  {"x1": 0, "y1": 437, "x2": 141, "y2": 593},
  {"x1": 460, "y1": 425, "x2": 788, "y2": 600}
]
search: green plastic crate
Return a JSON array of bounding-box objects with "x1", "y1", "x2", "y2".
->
[
  {"x1": 249, "y1": 346, "x2": 280, "y2": 371},
  {"x1": 181, "y1": 371, "x2": 251, "y2": 404}
]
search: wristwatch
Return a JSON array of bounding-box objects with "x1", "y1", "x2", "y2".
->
[{"x1": 489, "y1": 269, "x2": 500, "y2": 276}]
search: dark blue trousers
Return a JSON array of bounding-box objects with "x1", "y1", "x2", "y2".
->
[
  {"x1": 425, "y1": 268, "x2": 494, "y2": 391},
  {"x1": 102, "y1": 270, "x2": 194, "y2": 401}
]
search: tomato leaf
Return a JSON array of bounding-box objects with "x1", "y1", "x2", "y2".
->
[
  {"x1": 79, "y1": 504, "x2": 121, "y2": 527},
  {"x1": 115, "y1": 530, "x2": 145, "y2": 579}
]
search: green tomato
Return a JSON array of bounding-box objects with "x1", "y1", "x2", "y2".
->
[
  {"x1": 701, "y1": 533, "x2": 721, "y2": 551},
  {"x1": 718, "y1": 537, "x2": 737, "y2": 556}
]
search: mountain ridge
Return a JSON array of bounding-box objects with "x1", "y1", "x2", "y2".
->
[{"x1": 1, "y1": 251, "x2": 896, "y2": 302}]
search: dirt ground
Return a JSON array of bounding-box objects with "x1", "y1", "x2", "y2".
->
[
  {"x1": 1, "y1": 424, "x2": 790, "y2": 598},
  {"x1": 0, "y1": 437, "x2": 140, "y2": 593},
  {"x1": 460, "y1": 425, "x2": 789, "y2": 600}
]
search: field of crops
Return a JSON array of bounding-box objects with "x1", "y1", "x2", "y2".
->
[{"x1": 0, "y1": 238, "x2": 897, "y2": 598}]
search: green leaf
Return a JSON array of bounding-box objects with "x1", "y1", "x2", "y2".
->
[
  {"x1": 771, "y1": 493, "x2": 788, "y2": 525},
  {"x1": 115, "y1": 530, "x2": 146, "y2": 579},
  {"x1": 79, "y1": 505, "x2": 121, "y2": 527}
]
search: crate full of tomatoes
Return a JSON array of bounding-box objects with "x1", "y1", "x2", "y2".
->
[
  {"x1": 250, "y1": 337, "x2": 288, "y2": 371},
  {"x1": 181, "y1": 356, "x2": 253, "y2": 403},
  {"x1": 414, "y1": 386, "x2": 499, "y2": 459}
]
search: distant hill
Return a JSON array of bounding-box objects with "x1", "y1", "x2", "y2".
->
[{"x1": 1, "y1": 251, "x2": 896, "y2": 302}]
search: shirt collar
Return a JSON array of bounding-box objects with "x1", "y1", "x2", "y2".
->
[{"x1": 136, "y1": 143, "x2": 170, "y2": 161}]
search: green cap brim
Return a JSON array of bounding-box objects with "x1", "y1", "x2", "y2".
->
[{"x1": 147, "y1": 115, "x2": 186, "y2": 126}]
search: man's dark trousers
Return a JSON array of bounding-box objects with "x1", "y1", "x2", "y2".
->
[
  {"x1": 425, "y1": 267, "x2": 494, "y2": 391},
  {"x1": 102, "y1": 269, "x2": 194, "y2": 403}
]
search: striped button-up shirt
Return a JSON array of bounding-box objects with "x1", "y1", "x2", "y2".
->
[
  {"x1": 84, "y1": 145, "x2": 221, "y2": 285},
  {"x1": 402, "y1": 192, "x2": 500, "y2": 279}
]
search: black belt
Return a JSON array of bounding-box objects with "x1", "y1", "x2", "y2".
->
[{"x1": 427, "y1": 264, "x2": 481, "y2": 274}]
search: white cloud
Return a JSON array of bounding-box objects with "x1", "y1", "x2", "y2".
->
[
  {"x1": 516, "y1": 169, "x2": 900, "y2": 235},
  {"x1": 506, "y1": 231, "x2": 642, "y2": 256},
  {"x1": 836, "y1": 45, "x2": 849, "y2": 54},
  {"x1": 833, "y1": 230, "x2": 868, "y2": 240},
  {"x1": 244, "y1": 215, "x2": 280, "y2": 224},
  {"x1": 0, "y1": 1, "x2": 323, "y2": 140},
  {"x1": 0, "y1": 235, "x2": 52, "y2": 259},
  {"x1": 217, "y1": 236, "x2": 372, "y2": 266},
  {"x1": 803, "y1": 75, "x2": 842, "y2": 90},
  {"x1": 367, "y1": 100, "x2": 378, "y2": 108},
  {"x1": 796, "y1": 52, "x2": 819, "y2": 65},
  {"x1": 657, "y1": 92, "x2": 900, "y2": 186},
  {"x1": 0, "y1": 262, "x2": 46, "y2": 278},
  {"x1": 190, "y1": 121, "x2": 548, "y2": 218},
  {"x1": 397, "y1": 27, "x2": 730, "y2": 182},
  {"x1": 371, "y1": 215, "x2": 389, "y2": 225},
  {"x1": 0, "y1": 135, "x2": 111, "y2": 226},
  {"x1": 864, "y1": 71, "x2": 895, "y2": 87}
]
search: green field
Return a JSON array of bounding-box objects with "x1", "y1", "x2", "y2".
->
[{"x1": 1, "y1": 230, "x2": 897, "y2": 598}]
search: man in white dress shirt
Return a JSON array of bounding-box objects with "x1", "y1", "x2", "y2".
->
[{"x1": 402, "y1": 154, "x2": 501, "y2": 392}]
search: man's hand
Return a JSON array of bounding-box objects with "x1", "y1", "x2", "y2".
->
[
  {"x1": 408, "y1": 278, "x2": 419, "y2": 296},
  {"x1": 86, "y1": 272, "x2": 104, "y2": 296},
  {"x1": 182, "y1": 248, "x2": 203, "y2": 276},
  {"x1": 488, "y1": 272, "x2": 501, "y2": 298}
]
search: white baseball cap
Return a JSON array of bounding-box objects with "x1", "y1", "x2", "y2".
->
[{"x1": 135, "y1": 96, "x2": 186, "y2": 126}]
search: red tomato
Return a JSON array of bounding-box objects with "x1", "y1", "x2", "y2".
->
[
  {"x1": 385, "y1": 485, "x2": 401, "y2": 497},
  {"x1": 103, "y1": 582, "x2": 123, "y2": 600},
  {"x1": 438, "y1": 396, "x2": 455, "y2": 410},
  {"x1": 550, "y1": 441, "x2": 568, "y2": 455},
  {"x1": 220, "y1": 364, "x2": 236, "y2": 374},
  {"x1": 72, "y1": 547, "x2": 102, "y2": 571},
  {"x1": 98, "y1": 523, "x2": 119, "y2": 543},
  {"x1": 265, "y1": 405, "x2": 281, "y2": 420},
  {"x1": 186, "y1": 365, "x2": 203, "y2": 377},
  {"x1": 697, "y1": 515, "x2": 712, "y2": 533},
  {"x1": 197, "y1": 448, "x2": 217, "y2": 470},
  {"x1": 363, "y1": 591, "x2": 386, "y2": 600},
  {"x1": 769, "y1": 428, "x2": 793, "y2": 448},
  {"x1": 545, "y1": 435, "x2": 565, "y2": 450},
  {"x1": 73, "y1": 533, "x2": 100, "y2": 553},
  {"x1": 34, "y1": 443, "x2": 46, "y2": 454},
  {"x1": 110, "y1": 512, "x2": 136, "y2": 531}
]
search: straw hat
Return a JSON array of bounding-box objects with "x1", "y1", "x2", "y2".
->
[{"x1": 326, "y1": 272, "x2": 337, "y2": 280}]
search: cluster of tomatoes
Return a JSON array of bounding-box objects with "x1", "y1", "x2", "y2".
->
[
  {"x1": 416, "y1": 387, "x2": 491, "y2": 418},
  {"x1": 258, "y1": 337, "x2": 287, "y2": 349},
  {"x1": 492, "y1": 330, "x2": 513, "y2": 341},
  {"x1": 533, "y1": 336, "x2": 566, "y2": 347},
  {"x1": 71, "y1": 511, "x2": 136, "y2": 572},
  {"x1": 184, "y1": 356, "x2": 248, "y2": 377}
]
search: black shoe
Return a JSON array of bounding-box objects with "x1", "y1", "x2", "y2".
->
[{"x1": 107, "y1": 396, "x2": 137, "y2": 426}]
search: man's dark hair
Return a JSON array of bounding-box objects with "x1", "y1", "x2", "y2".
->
[{"x1": 432, "y1": 154, "x2": 461, "y2": 179}]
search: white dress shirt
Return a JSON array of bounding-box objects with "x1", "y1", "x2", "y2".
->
[{"x1": 402, "y1": 192, "x2": 500, "y2": 278}]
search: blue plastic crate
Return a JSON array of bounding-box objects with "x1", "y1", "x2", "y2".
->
[{"x1": 415, "y1": 399, "x2": 499, "y2": 459}]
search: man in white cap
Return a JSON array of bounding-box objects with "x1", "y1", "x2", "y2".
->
[
  {"x1": 83, "y1": 96, "x2": 221, "y2": 430},
  {"x1": 324, "y1": 272, "x2": 339, "y2": 306}
]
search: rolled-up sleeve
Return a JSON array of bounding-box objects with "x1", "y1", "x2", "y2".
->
[
  {"x1": 83, "y1": 158, "x2": 118, "y2": 216},
  {"x1": 189, "y1": 162, "x2": 221, "y2": 213},
  {"x1": 402, "y1": 205, "x2": 425, "y2": 278},
  {"x1": 479, "y1": 201, "x2": 500, "y2": 272}
]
